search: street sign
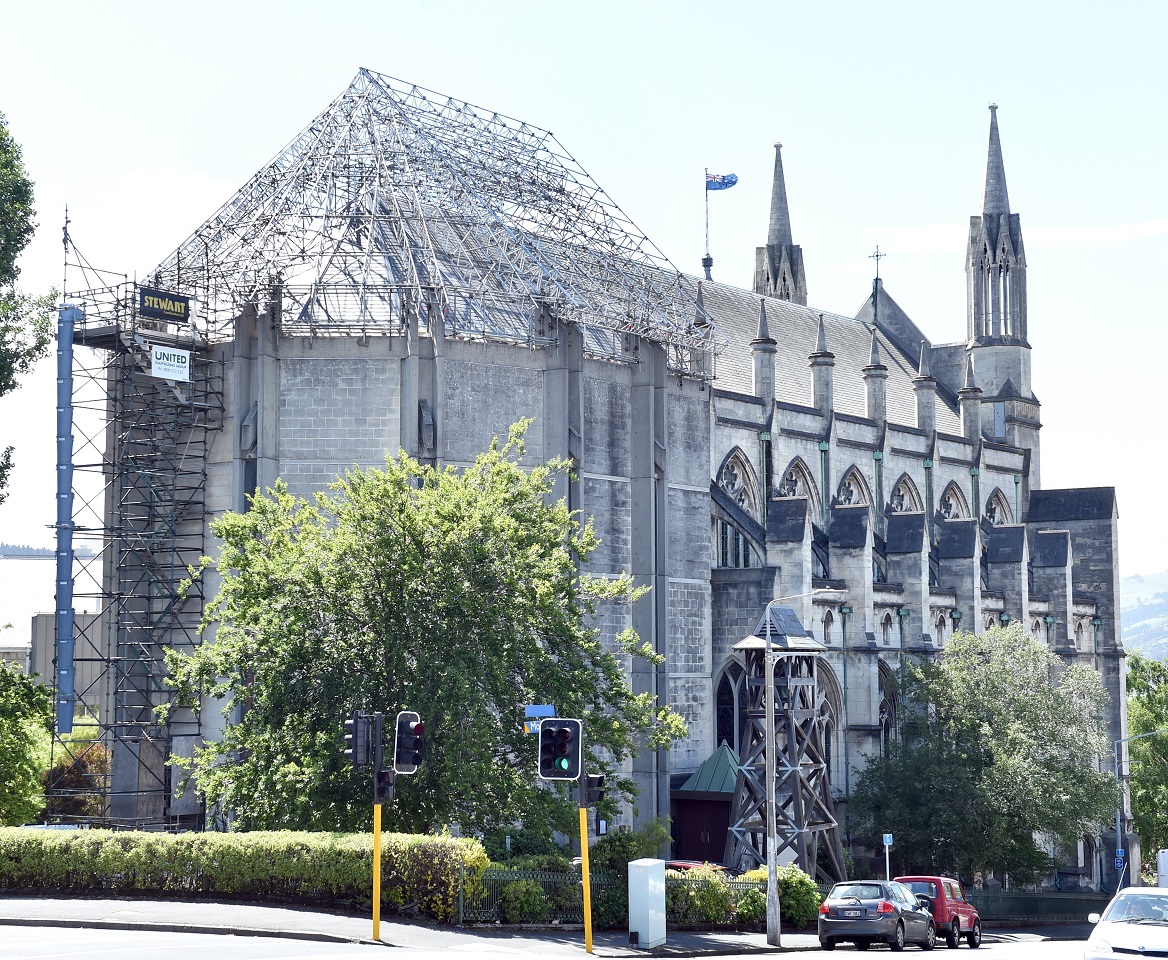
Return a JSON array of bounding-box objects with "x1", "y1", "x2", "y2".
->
[
  {"x1": 1116, "y1": 848, "x2": 1125, "y2": 858},
  {"x1": 883, "y1": 833, "x2": 894, "y2": 846},
  {"x1": 1116, "y1": 857, "x2": 1125, "y2": 871},
  {"x1": 525, "y1": 704, "x2": 556, "y2": 718},
  {"x1": 524, "y1": 705, "x2": 555, "y2": 734}
]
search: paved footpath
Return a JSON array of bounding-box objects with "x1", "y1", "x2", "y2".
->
[{"x1": 0, "y1": 895, "x2": 1078, "y2": 956}]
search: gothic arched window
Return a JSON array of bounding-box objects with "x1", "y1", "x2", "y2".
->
[
  {"x1": 889, "y1": 474, "x2": 923, "y2": 514},
  {"x1": 717, "y1": 449, "x2": 759, "y2": 520},
  {"x1": 823, "y1": 609, "x2": 834, "y2": 646},
  {"x1": 881, "y1": 613, "x2": 893, "y2": 646},
  {"x1": 939, "y1": 482, "x2": 971, "y2": 520},
  {"x1": 715, "y1": 661, "x2": 750, "y2": 757}
]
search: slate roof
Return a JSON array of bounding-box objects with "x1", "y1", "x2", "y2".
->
[
  {"x1": 1031, "y1": 529, "x2": 1070, "y2": 567},
  {"x1": 691, "y1": 277, "x2": 961, "y2": 433},
  {"x1": 885, "y1": 512, "x2": 927, "y2": 554},
  {"x1": 829, "y1": 504, "x2": 870, "y2": 548},
  {"x1": 937, "y1": 518, "x2": 979, "y2": 559},
  {"x1": 985, "y1": 525, "x2": 1026, "y2": 563},
  {"x1": 767, "y1": 498, "x2": 809, "y2": 542},
  {"x1": 1025, "y1": 488, "x2": 1117, "y2": 522}
]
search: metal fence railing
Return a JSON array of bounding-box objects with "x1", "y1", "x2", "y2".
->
[
  {"x1": 459, "y1": 868, "x2": 768, "y2": 926},
  {"x1": 969, "y1": 890, "x2": 1113, "y2": 921},
  {"x1": 462, "y1": 869, "x2": 1113, "y2": 927}
]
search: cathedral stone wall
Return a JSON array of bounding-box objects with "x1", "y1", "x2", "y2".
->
[{"x1": 278, "y1": 354, "x2": 402, "y2": 494}]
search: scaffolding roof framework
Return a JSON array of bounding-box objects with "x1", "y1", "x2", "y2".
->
[{"x1": 146, "y1": 68, "x2": 725, "y2": 376}]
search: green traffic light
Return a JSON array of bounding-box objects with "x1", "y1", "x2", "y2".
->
[{"x1": 555, "y1": 757, "x2": 570, "y2": 771}]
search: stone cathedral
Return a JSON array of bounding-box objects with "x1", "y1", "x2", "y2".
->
[{"x1": 50, "y1": 72, "x2": 1125, "y2": 889}]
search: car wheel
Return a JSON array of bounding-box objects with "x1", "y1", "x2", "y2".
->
[
  {"x1": 966, "y1": 919, "x2": 982, "y2": 949},
  {"x1": 819, "y1": 939, "x2": 835, "y2": 951},
  {"x1": 890, "y1": 921, "x2": 906, "y2": 952},
  {"x1": 946, "y1": 918, "x2": 960, "y2": 948},
  {"x1": 921, "y1": 921, "x2": 936, "y2": 950}
]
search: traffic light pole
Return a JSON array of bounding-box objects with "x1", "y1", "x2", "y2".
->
[
  {"x1": 372, "y1": 712, "x2": 385, "y2": 942},
  {"x1": 578, "y1": 774, "x2": 593, "y2": 955}
]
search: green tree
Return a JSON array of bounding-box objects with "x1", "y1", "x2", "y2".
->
[
  {"x1": 166, "y1": 422, "x2": 686, "y2": 833},
  {"x1": 0, "y1": 660, "x2": 53, "y2": 825},
  {"x1": 850, "y1": 625, "x2": 1117, "y2": 883},
  {"x1": 0, "y1": 111, "x2": 55, "y2": 503},
  {"x1": 1125, "y1": 651, "x2": 1168, "y2": 865}
]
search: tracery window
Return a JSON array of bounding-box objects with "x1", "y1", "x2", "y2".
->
[
  {"x1": 717, "y1": 451, "x2": 759, "y2": 519},
  {"x1": 889, "y1": 475, "x2": 923, "y2": 514}
]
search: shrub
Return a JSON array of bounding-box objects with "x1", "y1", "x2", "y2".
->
[
  {"x1": 737, "y1": 863, "x2": 822, "y2": 928},
  {"x1": 665, "y1": 864, "x2": 735, "y2": 924},
  {"x1": 735, "y1": 888, "x2": 766, "y2": 923},
  {"x1": 0, "y1": 828, "x2": 488, "y2": 922},
  {"x1": 499, "y1": 878, "x2": 548, "y2": 923}
]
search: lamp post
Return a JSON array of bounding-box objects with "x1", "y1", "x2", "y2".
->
[
  {"x1": 1113, "y1": 728, "x2": 1168, "y2": 889},
  {"x1": 761, "y1": 589, "x2": 832, "y2": 947}
]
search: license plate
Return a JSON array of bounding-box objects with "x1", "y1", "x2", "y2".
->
[{"x1": 844, "y1": 910, "x2": 861, "y2": 917}]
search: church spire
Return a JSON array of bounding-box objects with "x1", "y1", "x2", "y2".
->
[
  {"x1": 983, "y1": 104, "x2": 1011, "y2": 219},
  {"x1": 753, "y1": 143, "x2": 807, "y2": 305},
  {"x1": 767, "y1": 142, "x2": 793, "y2": 248}
]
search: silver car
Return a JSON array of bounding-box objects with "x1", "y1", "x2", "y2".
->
[
  {"x1": 818, "y1": 879, "x2": 936, "y2": 951},
  {"x1": 1086, "y1": 887, "x2": 1168, "y2": 960}
]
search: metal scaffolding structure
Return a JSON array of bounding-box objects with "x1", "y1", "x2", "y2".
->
[
  {"x1": 724, "y1": 610, "x2": 847, "y2": 884},
  {"x1": 48, "y1": 69, "x2": 722, "y2": 825},
  {"x1": 147, "y1": 68, "x2": 724, "y2": 376},
  {"x1": 49, "y1": 282, "x2": 223, "y2": 827}
]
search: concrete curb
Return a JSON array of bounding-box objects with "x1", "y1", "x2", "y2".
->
[{"x1": 0, "y1": 915, "x2": 384, "y2": 946}]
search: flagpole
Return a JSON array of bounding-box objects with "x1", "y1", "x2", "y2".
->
[{"x1": 704, "y1": 167, "x2": 710, "y2": 256}]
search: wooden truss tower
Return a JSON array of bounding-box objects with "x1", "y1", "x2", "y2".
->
[{"x1": 723, "y1": 606, "x2": 847, "y2": 884}]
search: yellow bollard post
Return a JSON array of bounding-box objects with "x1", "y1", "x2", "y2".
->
[
  {"x1": 579, "y1": 805, "x2": 593, "y2": 954},
  {"x1": 373, "y1": 802, "x2": 382, "y2": 941}
]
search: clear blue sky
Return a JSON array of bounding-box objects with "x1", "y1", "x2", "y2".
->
[{"x1": 1, "y1": 0, "x2": 1165, "y2": 574}]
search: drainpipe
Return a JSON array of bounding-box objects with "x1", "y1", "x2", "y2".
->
[
  {"x1": 840, "y1": 604, "x2": 854, "y2": 797},
  {"x1": 818, "y1": 440, "x2": 831, "y2": 527},
  {"x1": 923, "y1": 458, "x2": 934, "y2": 542},
  {"x1": 1014, "y1": 474, "x2": 1021, "y2": 522}
]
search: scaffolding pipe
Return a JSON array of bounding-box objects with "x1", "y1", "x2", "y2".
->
[{"x1": 54, "y1": 304, "x2": 82, "y2": 734}]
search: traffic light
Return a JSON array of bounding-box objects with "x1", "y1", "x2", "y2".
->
[
  {"x1": 375, "y1": 768, "x2": 394, "y2": 804},
  {"x1": 585, "y1": 773, "x2": 605, "y2": 806},
  {"x1": 344, "y1": 710, "x2": 372, "y2": 770},
  {"x1": 394, "y1": 710, "x2": 424, "y2": 774},
  {"x1": 538, "y1": 717, "x2": 582, "y2": 780}
]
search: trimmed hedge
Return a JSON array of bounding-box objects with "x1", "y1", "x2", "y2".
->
[
  {"x1": 0, "y1": 828, "x2": 488, "y2": 922},
  {"x1": 737, "y1": 864, "x2": 822, "y2": 928}
]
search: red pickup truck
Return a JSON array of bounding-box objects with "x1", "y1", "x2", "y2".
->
[{"x1": 895, "y1": 875, "x2": 982, "y2": 948}]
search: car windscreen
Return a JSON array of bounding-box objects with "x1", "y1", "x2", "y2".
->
[
  {"x1": 831, "y1": 884, "x2": 885, "y2": 900},
  {"x1": 1103, "y1": 893, "x2": 1168, "y2": 922}
]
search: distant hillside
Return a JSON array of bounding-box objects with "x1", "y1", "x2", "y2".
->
[{"x1": 1122, "y1": 571, "x2": 1168, "y2": 659}]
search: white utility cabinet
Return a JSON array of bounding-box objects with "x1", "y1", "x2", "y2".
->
[
  {"x1": 628, "y1": 857, "x2": 666, "y2": 949},
  {"x1": 1158, "y1": 849, "x2": 1168, "y2": 888}
]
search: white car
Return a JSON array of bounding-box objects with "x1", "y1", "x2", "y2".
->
[{"x1": 1085, "y1": 887, "x2": 1168, "y2": 959}]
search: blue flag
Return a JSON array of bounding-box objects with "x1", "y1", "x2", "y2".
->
[{"x1": 705, "y1": 172, "x2": 738, "y2": 191}]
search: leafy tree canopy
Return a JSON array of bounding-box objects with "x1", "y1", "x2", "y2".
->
[
  {"x1": 1125, "y1": 651, "x2": 1168, "y2": 865},
  {"x1": 0, "y1": 111, "x2": 55, "y2": 503},
  {"x1": 167, "y1": 421, "x2": 686, "y2": 834},
  {"x1": 850, "y1": 625, "x2": 1117, "y2": 883},
  {"x1": 0, "y1": 660, "x2": 52, "y2": 825}
]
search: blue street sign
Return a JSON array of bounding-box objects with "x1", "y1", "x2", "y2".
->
[
  {"x1": 883, "y1": 833, "x2": 894, "y2": 846},
  {"x1": 1116, "y1": 848, "x2": 1125, "y2": 858},
  {"x1": 525, "y1": 704, "x2": 556, "y2": 718},
  {"x1": 1116, "y1": 857, "x2": 1125, "y2": 871}
]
